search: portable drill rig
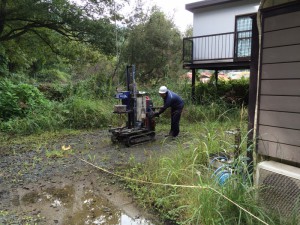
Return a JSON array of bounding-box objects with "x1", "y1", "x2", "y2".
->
[{"x1": 109, "y1": 65, "x2": 157, "y2": 147}]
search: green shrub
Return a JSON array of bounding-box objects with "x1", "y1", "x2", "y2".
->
[
  {"x1": 195, "y1": 78, "x2": 249, "y2": 105},
  {"x1": 72, "y1": 73, "x2": 114, "y2": 99},
  {"x1": 35, "y1": 69, "x2": 71, "y2": 83},
  {"x1": 0, "y1": 79, "x2": 50, "y2": 121},
  {"x1": 0, "y1": 101, "x2": 66, "y2": 135},
  {"x1": 0, "y1": 83, "x2": 116, "y2": 134},
  {"x1": 0, "y1": 97, "x2": 116, "y2": 135},
  {"x1": 63, "y1": 96, "x2": 112, "y2": 129},
  {"x1": 37, "y1": 83, "x2": 69, "y2": 101},
  {"x1": 0, "y1": 54, "x2": 9, "y2": 76}
]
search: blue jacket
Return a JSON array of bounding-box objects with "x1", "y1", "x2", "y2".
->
[{"x1": 159, "y1": 90, "x2": 184, "y2": 114}]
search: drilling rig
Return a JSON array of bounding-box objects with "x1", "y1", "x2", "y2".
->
[{"x1": 109, "y1": 65, "x2": 157, "y2": 146}]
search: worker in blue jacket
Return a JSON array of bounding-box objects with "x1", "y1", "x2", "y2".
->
[{"x1": 154, "y1": 86, "x2": 184, "y2": 138}]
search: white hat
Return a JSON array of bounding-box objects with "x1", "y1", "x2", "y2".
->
[{"x1": 159, "y1": 86, "x2": 168, "y2": 94}]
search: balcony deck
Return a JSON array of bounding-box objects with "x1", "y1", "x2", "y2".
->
[{"x1": 183, "y1": 32, "x2": 252, "y2": 70}]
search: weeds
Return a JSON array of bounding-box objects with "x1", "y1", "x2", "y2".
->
[
  {"x1": 45, "y1": 149, "x2": 65, "y2": 158},
  {"x1": 0, "y1": 210, "x2": 9, "y2": 216},
  {"x1": 87, "y1": 154, "x2": 97, "y2": 163},
  {"x1": 1, "y1": 77, "x2": 284, "y2": 224},
  {"x1": 122, "y1": 104, "x2": 277, "y2": 225}
]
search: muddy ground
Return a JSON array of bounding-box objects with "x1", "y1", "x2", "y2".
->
[{"x1": 0, "y1": 130, "x2": 179, "y2": 225}]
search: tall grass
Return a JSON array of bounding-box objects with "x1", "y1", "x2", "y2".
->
[
  {"x1": 123, "y1": 104, "x2": 279, "y2": 225},
  {"x1": 63, "y1": 96, "x2": 113, "y2": 129},
  {"x1": 0, "y1": 97, "x2": 116, "y2": 135}
]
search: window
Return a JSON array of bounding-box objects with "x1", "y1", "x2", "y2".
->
[{"x1": 235, "y1": 15, "x2": 253, "y2": 58}]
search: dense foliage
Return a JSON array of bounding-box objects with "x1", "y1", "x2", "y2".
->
[
  {"x1": 0, "y1": 79, "x2": 49, "y2": 120},
  {"x1": 121, "y1": 9, "x2": 183, "y2": 83},
  {"x1": 0, "y1": 2, "x2": 258, "y2": 224},
  {"x1": 195, "y1": 78, "x2": 250, "y2": 106},
  {"x1": 0, "y1": 0, "x2": 118, "y2": 53}
]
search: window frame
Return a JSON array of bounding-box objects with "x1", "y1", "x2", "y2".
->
[{"x1": 234, "y1": 13, "x2": 256, "y2": 60}]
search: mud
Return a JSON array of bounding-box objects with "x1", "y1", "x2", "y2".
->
[{"x1": 0, "y1": 130, "x2": 178, "y2": 225}]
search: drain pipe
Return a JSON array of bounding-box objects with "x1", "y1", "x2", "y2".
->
[{"x1": 247, "y1": 0, "x2": 267, "y2": 182}]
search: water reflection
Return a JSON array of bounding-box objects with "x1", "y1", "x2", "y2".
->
[
  {"x1": 62, "y1": 186, "x2": 153, "y2": 225},
  {"x1": 120, "y1": 214, "x2": 153, "y2": 225},
  {"x1": 17, "y1": 184, "x2": 153, "y2": 225}
]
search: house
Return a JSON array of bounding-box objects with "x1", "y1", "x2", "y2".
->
[
  {"x1": 254, "y1": 0, "x2": 300, "y2": 216},
  {"x1": 185, "y1": 0, "x2": 300, "y2": 216},
  {"x1": 184, "y1": 0, "x2": 260, "y2": 98},
  {"x1": 255, "y1": 0, "x2": 300, "y2": 165},
  {"x1": 256, "y1": 1, "x2": 300, "y2": 167}
]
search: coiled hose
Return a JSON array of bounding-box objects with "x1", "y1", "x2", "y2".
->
[{"x1": 210, "y1": 156, "x2": 232, "y2": 185}]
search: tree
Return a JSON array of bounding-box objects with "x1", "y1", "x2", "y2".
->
[
  {"x1": 0, "y1": 0, "x2": 122, "y2": 55},
  {"x1": 0, "y1": 0, "x2": 126, "y2": 78},
  {"x1": 184, "y1": 24, "x2": 193, "y2": 37},
  {"x1": 121, "y1": 8, "x2": 183, "y2": 84}
]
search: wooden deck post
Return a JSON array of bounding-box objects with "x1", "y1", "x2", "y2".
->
[
  {"x1": 192, "y1": 68, "x2": 196, "y2": 103},
  {"x1": 215, "y1": 70, "x2": 219, "y2": 89}
]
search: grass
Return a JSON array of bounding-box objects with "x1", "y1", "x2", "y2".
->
[
  {"x1": 45, "y1": 148, "x2": 73, "y2": 158},
  {"x1": 0, "y1": 129, "x2": 82, "y2": 148},
  {"x1": 0, "y1": 97, "x2": 117, "y2": 135},
  {"x1": 1, "y1": 92, "x2": 297, "y2": 225},
  {"x1": 121, "y1": 103, "x2": 293, "y2": 225}
]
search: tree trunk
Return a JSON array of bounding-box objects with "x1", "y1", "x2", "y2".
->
[{"x1": 0, "y1": 0, "x2": 7, "y2": 36}]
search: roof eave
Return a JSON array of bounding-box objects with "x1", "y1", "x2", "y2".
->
[{"x1": 186, "y1": 0, "x2": 242, "y2": 12}]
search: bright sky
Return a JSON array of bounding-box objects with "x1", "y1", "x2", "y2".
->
[
  {"x1": 73, "y1": 0, "x2": 195, "y2": 32},
  {"x1": 148, "y1": 0, "x2": 194, "y2": 32}
]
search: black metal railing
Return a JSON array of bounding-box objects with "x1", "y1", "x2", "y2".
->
[{"x1": 183, "y1": 31, "x2": 252, "y2": 64}]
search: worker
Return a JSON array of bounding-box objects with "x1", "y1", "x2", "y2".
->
[{"x1": 154, "y1": 86, "x2": 184, "y2": 138}]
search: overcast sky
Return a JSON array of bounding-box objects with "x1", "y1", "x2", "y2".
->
[
  {"x1": 72, "y1": 0, "x2": 195, "y2": 32},
  {"x1": 149, "y1": 0, "x2": 194, "y2": 31}
]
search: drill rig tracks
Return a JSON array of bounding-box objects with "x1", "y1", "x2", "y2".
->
[
  {"x1": 110, "y1": 128, "x2": 155, "y2": 147},
  {"x1": 126, "y1": 131, "x2": 155, "y2": 147}
]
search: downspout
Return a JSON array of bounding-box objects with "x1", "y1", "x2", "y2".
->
[
  {"x1": 251, "y1": 0, "x2": 266, "y2": 169},
  {"x1": 247, "y1": 14, "x2": 259, "y2": 179}
]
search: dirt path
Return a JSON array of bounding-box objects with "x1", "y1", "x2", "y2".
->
[{"x1": 0, "y1": 130, "x2": 178, "y2": 225}]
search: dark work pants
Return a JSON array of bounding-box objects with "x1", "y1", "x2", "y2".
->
[{"x1": 170, "y1": 108, "x2": 183, "y2": 137}]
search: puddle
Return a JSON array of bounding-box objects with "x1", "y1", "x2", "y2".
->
[{"x1": 12, "y1": 181, "x2": 154, "y2": 225}]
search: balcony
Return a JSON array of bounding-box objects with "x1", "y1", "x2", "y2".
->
[{"x1": 183, "y1": 31, "x2": 252, "y2": 70}]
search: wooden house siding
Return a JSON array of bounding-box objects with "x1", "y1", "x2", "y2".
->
[
  {"x1": 263, "y1": 27, "x2": 300, "y2": 48},
  {"x1": 257, "y1": 4, "x2": 300, "y2": 163},
  {"x1": 259, "y1": 111, "x2": 300, "y2": 130},
  {"x1": 262, "y1": 45, "x2": 300, "y2": 63},
  {"x1": 260, "y1": 80, "x2": 300, "y2": 95},
  {"x1": 263, "y1": 10, "x2": 300, "y2": 31},
  {"x1": 259, "y1": 126, "x2": 300, "y2": 146},
  {"x1": 258, "y1": 141, "x2": 300, "y2": 163},
  {"x1": 262, "y1": 62, "x2": 300, "y2": 79},
  {"x1": 260, "y1": 96, "x2": 300, "y2": 113}
]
